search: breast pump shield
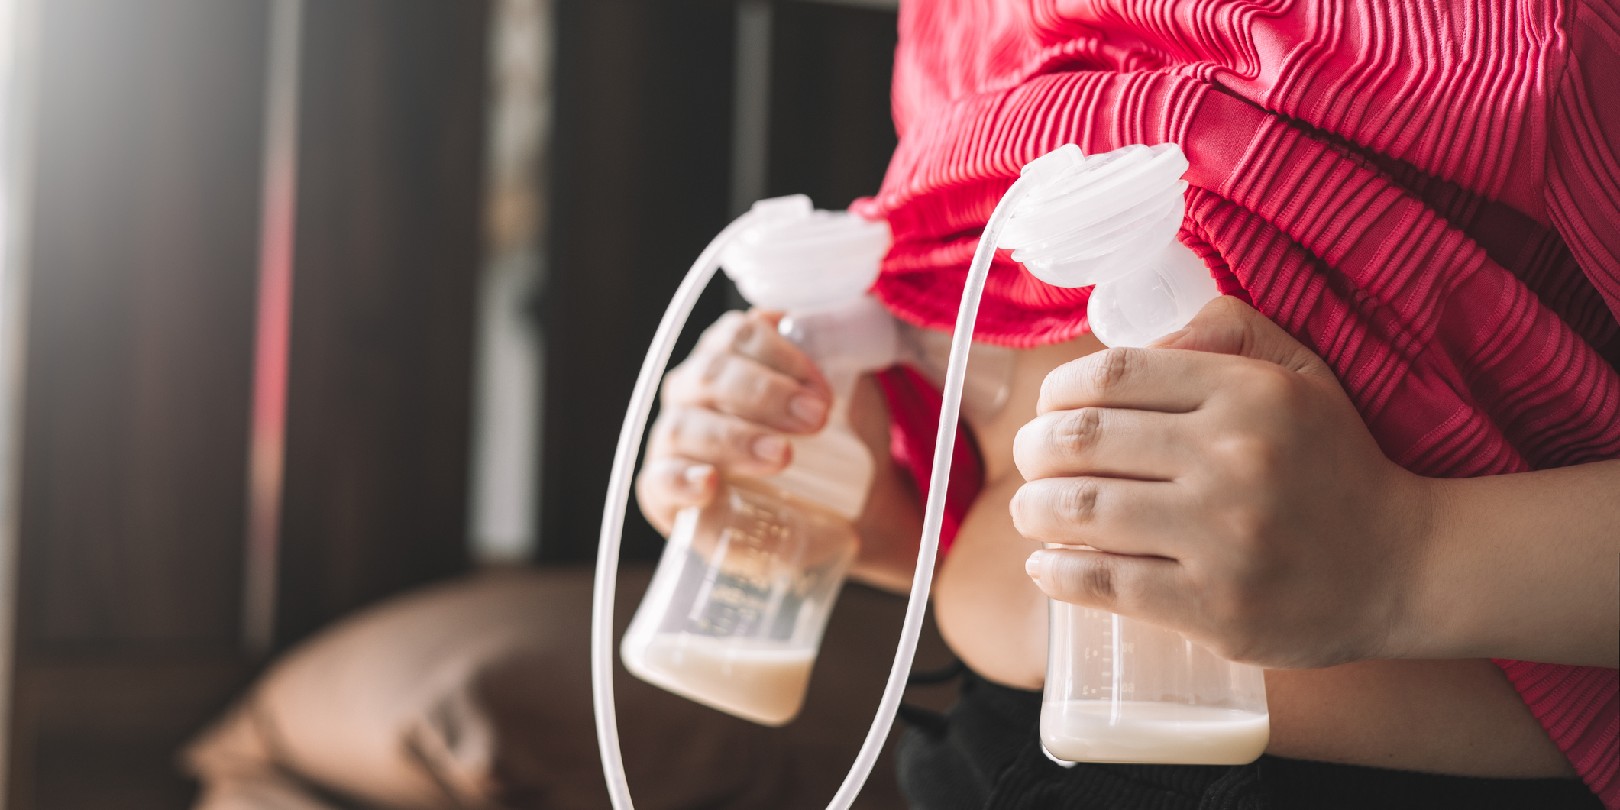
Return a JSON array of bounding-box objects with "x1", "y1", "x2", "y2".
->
[
  {"x1": 1001, "y1": 143, "x2": 1221, "y2": 347},
  {"x1": 619, "y1": 196, "x2": 897, "y2": 726},
  {"x1": 1002, "y1": 144, "x2": 1270, "y2": 765}
]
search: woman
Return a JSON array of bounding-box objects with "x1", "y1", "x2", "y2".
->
[{"x1": 638, "y1": 1, "x2": 1619, "y2": 807}]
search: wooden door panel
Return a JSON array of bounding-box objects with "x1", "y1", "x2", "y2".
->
[
  {"x1": 8, "y1": 1, "x2": 489, "y2": 806},
  {"x1": 274, "y1": 0, "x2": 486, "y2": 649},
  {"x1": 19, "y1": 0, "x2": 267, "y2": 648}
]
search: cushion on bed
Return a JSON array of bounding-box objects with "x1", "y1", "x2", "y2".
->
[{"x1": 183, "y1": 567, "x2": 948, "y2": 810}]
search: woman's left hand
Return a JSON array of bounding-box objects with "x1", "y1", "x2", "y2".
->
[{"x1": 1012, "y1": 296, "x2": 1436, "y2": 669}]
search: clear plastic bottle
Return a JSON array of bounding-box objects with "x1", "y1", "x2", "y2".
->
[
  {"x1": 621, "y1": 196, "x2": 898, "y2": 726},
  {"x1": 999, "y1": 144, "x2": 1270, "y2": 764}
]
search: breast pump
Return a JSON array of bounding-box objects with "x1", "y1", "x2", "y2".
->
[
  {"x1": 619, "y1": 196, "x2": 897, "y2": 726},
  {"x1": 999, "y1": 144, "x2": 1270, "y2": 766},
  {"x1": 592, "y1": 143, "x2": 1267, "y2": 809}
]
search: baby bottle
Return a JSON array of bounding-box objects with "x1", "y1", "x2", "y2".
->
[
  {"x1": 1000, "y1": 144, "x2": 1270, "y2": 764},
  {"x1": 621, "y1": 196, "x2": 897, "y2": 726}
]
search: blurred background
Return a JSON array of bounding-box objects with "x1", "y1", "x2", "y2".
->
[{"x1": 0, "y1": 0, "x2": 912, "y2": 806}]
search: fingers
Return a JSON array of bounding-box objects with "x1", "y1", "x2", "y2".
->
[
  {"x1": 1038, "y1": 347, "x2": 1226, "y2": 415},
  {"x1": 635, "y1": 457, "x2": 717, "y2": 534},
  {"x1": 695, "y1": 311, "x2": 831, "y2": 397},
  {"x1": 664, "y1": 310, "x2": 832, "y2": 433},
  {"x1": 664, "y1": 352, "x2": 829, "y2": 433},
  {"x1": 1013, "y1": 407, "x2": 1186, "y2": 482},
  {"x1": 1025, "y1": 547, "x2": 1187, "y2": 627},
  {"x1": 1010, "y1": 477, "x2": 1188, "y2": 556},
  {"x1": 650, "y1": 408, "x2": 793, "y2": 477},
  {"x1": 639, "y1": 310, "x2": 833, "y2": 537}
]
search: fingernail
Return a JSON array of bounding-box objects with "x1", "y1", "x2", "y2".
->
[
  {"x1": 789, "y1": 393, "x2": 828, "y2": 427},
  {"x1": 682, "y1": 465, "x2": 713, "y2": 490},
  {"x1": 1025, "y1": 551, "x2": 1047, "y2": 583},
  {"x1": 752, "y1": 434, "x2": 788, "y2": 463}
]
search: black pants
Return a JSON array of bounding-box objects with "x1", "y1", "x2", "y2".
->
[{"x1": 897, "y1": 668, "x2": 1603, "y2": 810}]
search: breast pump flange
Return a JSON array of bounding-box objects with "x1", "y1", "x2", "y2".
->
[
  {"x1": 1000, "y1": 143, "x2": 1221, "y2": 347},
  {"x1": 592, "y1": 142, "x2": 1238, "y2": 809}
]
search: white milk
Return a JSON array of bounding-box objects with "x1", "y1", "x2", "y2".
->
[
  {"x1": 625, "y1": 634, "x2": 816, "y2": 726},
  {"x1": 1041, "y1": 701, "x2": 1270, "y2": 765}
]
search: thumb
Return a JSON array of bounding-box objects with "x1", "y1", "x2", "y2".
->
[{"x1": 1151, "y1": 296, "x2": 1330, "y2": 378}]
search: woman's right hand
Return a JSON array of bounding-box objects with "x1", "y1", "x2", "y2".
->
[{"x1": 635, "y1": 310, "x2": 833, "y2": 535}]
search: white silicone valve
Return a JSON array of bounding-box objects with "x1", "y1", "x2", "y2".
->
[{"x1": 999, "y1": 143, "x2": 1219, "y2": 347}]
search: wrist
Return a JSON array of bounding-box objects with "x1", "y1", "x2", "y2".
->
[{"x1": 1379, "y1": 470, "x2": 1458, "y2": 661}]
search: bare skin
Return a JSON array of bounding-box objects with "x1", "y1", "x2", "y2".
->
[{"x1": 637, "y1": 307, "x2": 1587, "y2": 780}]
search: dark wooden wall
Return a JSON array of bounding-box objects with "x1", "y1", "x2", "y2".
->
[
  {"x1": 275, "y1": 0, "x2": 486, "y2": 647},
  {"x1": 538, "y1": 0, "x2": 898, "y2": 564},
  {"x1": 6, "y1": 0, "x2": 895, "y2": 804},
  {"x1": 9, "y1": 1, "x2": 488, "y2": 806},
  {"x1": 13, "y1": 3, "x2": 271, "y2": 806},
  {"x1": 767, "y1": 2, "x2": 900, "y2": 206},
  {"x1": 538, "y1": 0, "x2": 739, "y2": 565}
]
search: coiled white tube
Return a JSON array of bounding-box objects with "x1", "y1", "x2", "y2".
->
[{"x1": 592, "y1": 175, "x2": 1033, "y2": 809}]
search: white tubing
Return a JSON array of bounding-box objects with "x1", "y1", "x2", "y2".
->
[
  {"x1": 822, "y1": 173, "x2": 1032, "y2": 808},
  {"x1": 592, "y1": 174, "x2": 1033, "y2": 810},
  {"x1": 592, "y1": 214, "x2": 750, "y2": 810}
]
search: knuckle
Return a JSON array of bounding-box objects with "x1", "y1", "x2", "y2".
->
[
  {"x1": 1059, "y1": 480, "x2": 1100, "y2": 525},
  {"x1": 1082, "y1": 564, "x2": 1117, "y2": 603},
  {"x1": 734, "y1": 367, "x2": 777, "y2": 412},
  {"x1": 728, "y1": 316, "x2": 758, "y2": 352},
  {"x1": 1212, "y1": 432, "x2": 1279, "y2": 484},
  {"x1": 1058, "y1": 408, "x2": 1103, "y2": 454},
  {"x1": 718, "y1": 366, "x2": 793, "y2": 420},
  {"x1": 1241, "y1": 364, "x2": 1297, "y2": 407},
  {"x1": 1090, "y1": 348, "x2": 1136, "y2": 394},
  {"x1": 715, "y1": 417, "x2": 754, "y2": 455},
  {"x1": 1058, "y1": 559, "x2": 1117, "y2": 604},
  {"x1": 660, "y1": 410, "x2": 693, "y2": 450}
]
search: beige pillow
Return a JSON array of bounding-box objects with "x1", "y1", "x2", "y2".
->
[{"x1": 184, "y1": 567, "x2": 947, "y2": 810}]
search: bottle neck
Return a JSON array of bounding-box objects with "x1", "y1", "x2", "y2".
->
[
  {"x1": 778, "y1": 295, "x2": 900, "y2": 381},
  {"x1": 756, "y1": 295, "x2": 897, "y2": 522}
]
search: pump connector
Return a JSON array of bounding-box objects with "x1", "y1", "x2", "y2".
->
[{"x1": 999, "y1": 144, "x2": 1219, "y2": 347}]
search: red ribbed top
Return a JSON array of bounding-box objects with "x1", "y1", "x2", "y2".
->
[{"x1": 857, "y1": 1, "x2": 1620, "y2": 804}]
